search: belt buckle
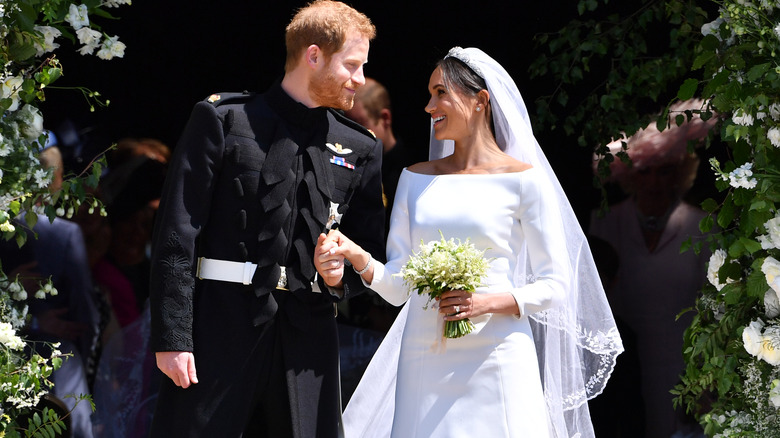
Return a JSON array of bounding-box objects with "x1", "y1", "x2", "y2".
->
[
  {"x1": 196, "y1": 257, "x2": 204, "y2": 279},
  {"x1": 276, "y1": 266, "x2": 289, "y2": 291}
]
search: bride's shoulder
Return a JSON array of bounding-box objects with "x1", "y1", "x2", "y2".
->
[
  {"x1": 405, "y1": 160, "x2": 441, "y2": 175},
  {"x1": 500, "y1": 158, "x2": 533, "y2": 174}
]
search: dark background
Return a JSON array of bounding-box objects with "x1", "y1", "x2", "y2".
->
[{"x1": 38, "y1": 1, "x2": 612, "y2": 221}]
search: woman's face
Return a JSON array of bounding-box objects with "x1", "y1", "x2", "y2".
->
[{"x1": 425, "y1": 66, "x2": 476, "y2": 142}]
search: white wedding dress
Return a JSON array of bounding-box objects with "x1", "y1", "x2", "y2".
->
[{"x1": 344, "y1": 167, "x2": 570, "y2": 438}]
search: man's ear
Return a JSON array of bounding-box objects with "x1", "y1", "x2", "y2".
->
[
  {"x1": 305, "y1": 44, "x2": 322, "y2": 70},
  {"x1": 379, "y1": 108, "x2": 392, "y2": 130}
]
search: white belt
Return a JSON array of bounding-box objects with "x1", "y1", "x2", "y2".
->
[{"x1": 196, "y1": 257, "x2": 321, "y2": 292}]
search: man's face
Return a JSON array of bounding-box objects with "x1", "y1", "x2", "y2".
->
[{"x1": 309, "y1": 30, "x2": 369, "y2": 110}]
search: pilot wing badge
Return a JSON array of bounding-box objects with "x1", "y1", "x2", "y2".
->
[{"x1": 326, "y1": 142, "x2": 352, "y2": 155}]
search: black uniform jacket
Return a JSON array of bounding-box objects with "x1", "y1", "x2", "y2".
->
[{"x1": 147, "y1": 82, "x2": 385, "y2": 436}]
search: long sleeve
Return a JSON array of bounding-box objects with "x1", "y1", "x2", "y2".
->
[
  {"x1": 508, "y1": 174, "x2": 568, "y2": 317},
  {"x1": 335, "y1": 138, "x2": 386, "y2": 300},
  {"x1": 368, "y1": 171, "x2": 414, "y2": 306},
  {"x1": 149, "y1": 101, "x2": 225, "y2": 352}
]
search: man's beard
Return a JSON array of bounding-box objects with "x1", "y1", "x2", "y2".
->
[{"x1": 310, "y1": 69, "x2": 354, "y2": 110}]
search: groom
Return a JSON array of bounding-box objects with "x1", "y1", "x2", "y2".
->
[{"x1": 148, "y1": 1, "x2": 385, "y2": 436}]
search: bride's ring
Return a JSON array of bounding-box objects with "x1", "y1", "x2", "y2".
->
[{"x1": 454, "y1": 305, "x2": 460, "y2": 313}]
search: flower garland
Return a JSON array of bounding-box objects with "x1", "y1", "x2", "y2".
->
[
  {"x1": 672, "y1": 1, "x2": 780, "y2": 436},
  {"x1": 0, "y1": 1, "x2": 129, "y2": 436}
]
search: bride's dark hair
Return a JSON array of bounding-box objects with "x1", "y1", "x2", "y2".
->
[{"x1": 437, "y1": 57, "x2": 496, "y2": 137}]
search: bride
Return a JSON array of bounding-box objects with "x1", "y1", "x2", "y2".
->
[{"x1": 314, "y1": 47, "x2": 623, "y2": 438}]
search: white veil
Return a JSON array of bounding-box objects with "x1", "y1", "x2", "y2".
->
[
  {"x1": 429, "y1": 47, "x2": 623, "y2": 438},
  {"x1": 344, "y1": 47, "x2": 623, "y2": 438}
]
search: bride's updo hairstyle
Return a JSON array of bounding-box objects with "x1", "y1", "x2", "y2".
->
[{"x1": 437, "y1": 57, "x2": 496, "y2": 137}]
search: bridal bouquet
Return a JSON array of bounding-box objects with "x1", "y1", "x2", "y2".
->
[{"x1": 400, "y1": 233, "x2": 491, "y2": 338}]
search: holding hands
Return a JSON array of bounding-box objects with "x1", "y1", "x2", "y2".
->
[{"x1": 314, "y1": 230, "x2": 374, "y2": 287}]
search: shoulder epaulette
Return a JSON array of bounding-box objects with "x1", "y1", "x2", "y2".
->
[
  {"x1": 329, "y1": 108, "x2": 377, "y2": 141},
  {"x1": 204, "y1": 90, "x2": 255, "y2": 106}
]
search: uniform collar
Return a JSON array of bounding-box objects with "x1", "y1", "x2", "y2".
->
[{"x1": 265, "y1": 80, "x2": 329, "y2": 130}]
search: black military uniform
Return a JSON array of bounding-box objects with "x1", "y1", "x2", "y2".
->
[{"x1": 149, "y1": 82, "x2": 385, "y2": 437}]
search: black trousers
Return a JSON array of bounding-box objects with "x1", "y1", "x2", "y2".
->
[
  {"x1": 150, "y1": 289, "x2": 341, "y2": 438},
  {"x1": 243, "y1": 317, "x2": 293, "y2": 437}
]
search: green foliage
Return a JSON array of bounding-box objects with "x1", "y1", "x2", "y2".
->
[
  {"x1": 0, "y1": 0, "x2": 128, "y2": 436},
  {"x1": 533, "y1": 0, "x2": 780, "y2": 435},
  {"x1": 529, "y1": 0, "x2": 711, "y2": 213}
]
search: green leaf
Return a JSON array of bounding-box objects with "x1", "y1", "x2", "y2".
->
[
  {"x1": 721, "y1": 261, "x2": 742, "y2": 285},
  {"x1": 656, "y1": 108, "x2": 669, "y2": 131},
  {"x1": 727, "y1": 238, "x2": 745, "y2": 258},
  {"x1": 700, "y1": 34, "x2": 721, "y2": 51},
  {"x1": 738, "y1": 237, "x2": 762, "y2": 255},
  {"x1": 700, "y1": 215, "x2": 714, "y2": 233},
  {"x1": 7, "y1": 30, "x2": 38, "y2": 62},
  {"x1": 16, "y1": 231, "x2": 27, "y2": 248},
  {"x1": 25, "y1": 211, "x2": 38, "y2": 229},
  {"x1": 724, "y1": 50, "x2": 746, "y2": 71},
  {"x1": 717, "y1": 196, "x2": 735, "y2": 228},
  {"x1": 681, "y1": 237, "x2": 692, "y2": 253},
  {"x1": 750, "y1": 199, "x2": 767, "y2": 211},
  {"x1": 701, "y1": 198, "x2": 719, "y2": 213},
  {"x1": 747, "y1": 63, "x2": 771, "y2": 82},
  {"x1": 692, "y1": 51, "x2": 715, "y2": 70},
  {"x1": 747, "y1": 259, "x2": 769, "y2": 298},
  {"x1": 677, "y1": 78, "x2": 699, "y2": 101}
]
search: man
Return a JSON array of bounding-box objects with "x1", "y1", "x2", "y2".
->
[
  {"x1": 344, "y1": 77, "x2": 422, "y2": 226},
  {"x1": 149, "y1": 1, "x2": 384, "y2": 436}
]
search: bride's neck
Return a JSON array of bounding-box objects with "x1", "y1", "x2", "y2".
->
[{"x1": 449, "y1": 133, "x2": 503, "y2": 171}]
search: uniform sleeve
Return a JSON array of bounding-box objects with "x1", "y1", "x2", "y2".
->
[
  {"x1": 367, "y1": 171, "x2": 413, "y2": 307},
  {"x1": 149, "y1": 102, "x2": 225, "y2": 352},
  {"x1": 336, "y1": 138, "x2": 386, "y2": 300},
  {"x1": 509, "y1": 174, "x2": 569, "y2": 317}
]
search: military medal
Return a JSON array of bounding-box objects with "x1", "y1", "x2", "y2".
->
[{"x1": 329, "y1": 155, "x2": 355, "y2": 169}]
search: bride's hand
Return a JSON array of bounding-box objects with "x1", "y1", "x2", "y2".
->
[
  {"x1": 439, "y1": 290, "x2": 490, "y2": 321},
  {"x1": 439, "y1": 290, "x2": 478, "y2": 320},
  {"x1": 439, "y1": 290, "x2": 520, "y2": 319},
  {"x1": 315, "y1": 231, "x2": 346, "y2": 287},
  {"x1": 315, "y1": 230, "x2": 374, "y2": 284}
]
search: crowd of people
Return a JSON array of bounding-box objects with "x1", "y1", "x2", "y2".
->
[{"x1": 4, "y1": 1, "x2": 719, "y2": 437}]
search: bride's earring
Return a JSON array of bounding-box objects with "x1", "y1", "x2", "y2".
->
[{"x1": 476, "y1": 106, "x2": 482, "y2": 112}]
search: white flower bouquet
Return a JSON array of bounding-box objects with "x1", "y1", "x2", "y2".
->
[{"x1": 399, "y1": 233, "x2": 491, "y2": 338}]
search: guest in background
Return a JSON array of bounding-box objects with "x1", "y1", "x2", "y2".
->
[
  {"x1": 589, "y1": 99, "x2": 716, "y2": 437},
  {"x1": 586, "y1": 235, "x2": 646, "y2": 437},
  {"x1": 101, "y1": 154, "x2": 168, "y2": 314},
  {"x1": 16, "y1": 141, "x2": 99, "y2": 438},
  {"x1": 345, "y1": 77, "x2": 423, "y2": 229}
]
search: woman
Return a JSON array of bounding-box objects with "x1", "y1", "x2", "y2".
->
[
  {"x1": 315, "y1": 47, "x2": 623, "y2": 437},
  {"x1": 589, "y1": 100, "x2": 715, "y2": 437}
]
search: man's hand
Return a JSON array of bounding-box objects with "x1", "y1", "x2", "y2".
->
[
  {"x1": 315, "y1": 231, "x2": 345, "y2": 287},
  {"x1": 156, "y1": 351, "x2": 198, "y2": 388}
]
